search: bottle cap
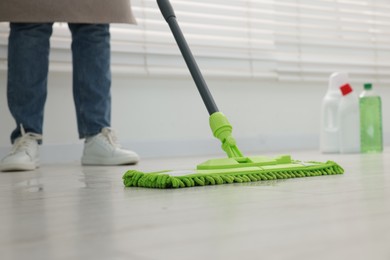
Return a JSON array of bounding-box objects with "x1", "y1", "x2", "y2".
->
[
  {"x1": 340, "y1": 83, "x2": 353, "y2": 96},
  {"x1": 329, "y1": 72, "x2": 349, "y2": 93},
  {"x1": 364, "y1": 83, "x2": 372, "y2": 90}
]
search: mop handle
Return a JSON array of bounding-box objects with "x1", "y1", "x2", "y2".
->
[{"x1": 157, "y1": 0, "x2": 219, "y2": 115}]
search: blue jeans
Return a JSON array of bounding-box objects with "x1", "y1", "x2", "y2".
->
[{"x1": 7, "y1": 23, "x2": 111, "y2": 143}]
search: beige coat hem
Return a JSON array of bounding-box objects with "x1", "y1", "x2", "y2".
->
[{"x1": 0, "y1": 0, "x2": 136, "y2": 24}]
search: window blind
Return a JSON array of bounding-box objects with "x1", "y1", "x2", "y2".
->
[
  {"x1": 1, "y1": 0, "x2": 390, "y2": 82},
  {"x1": 109, "y1": 0, "x2": 276, "y2": 78},
  {"x1": 0, "y1": 25, "x2": 8, "y2": 70},
  {"x1": 274, "y1": 0, "x2": 390, "y2": 83}
]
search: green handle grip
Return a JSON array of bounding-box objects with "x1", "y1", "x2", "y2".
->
[{"x1": 210, "y1": 112, "x2": 244, "y2": 158}]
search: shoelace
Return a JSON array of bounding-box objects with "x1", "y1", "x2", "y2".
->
[
  {"x1": 100, "y1": 128, "x2": 120, "y2": 148},
  {"x1": 11, "y1": 125, "x2": 42, "y2": 154}
]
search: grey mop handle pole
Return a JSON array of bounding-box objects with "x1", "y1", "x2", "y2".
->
[{"x1": 157, "y1": 0, "x2": 219, "y2": 115}]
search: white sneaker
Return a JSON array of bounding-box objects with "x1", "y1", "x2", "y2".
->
[
  {"x1": 0, "y1": 128, "x2": 41, "y2": 172},
  {"x1": 81, "y1": 127, "x2": 139, "y2": 166}
]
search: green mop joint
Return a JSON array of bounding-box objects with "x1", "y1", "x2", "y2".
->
[
  {"x1": 122, "y1": 112, "x2": 344, "y2": 189},
  {"x1": 209, "y1": 112, "x2": 243, "y2": 158}
]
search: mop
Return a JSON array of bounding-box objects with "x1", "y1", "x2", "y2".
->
[{"x1": 123, "y1": 0, "x2": 344, "y2": 188}]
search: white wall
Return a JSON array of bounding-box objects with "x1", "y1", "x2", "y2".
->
[{"x1": 1, "y1": 69, "x2": 390, "y2": 163}]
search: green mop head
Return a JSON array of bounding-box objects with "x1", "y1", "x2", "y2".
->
[
  {"x1": 123, "y1": 113, "x2": 344, "y2": 189},
  {"x1": 123, "y1": 156, "x2": 343, "y2": 189}
]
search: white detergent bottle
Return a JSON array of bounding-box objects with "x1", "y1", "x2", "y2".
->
[
  {"x1": 320, "y1": 72, "x2": 348, "y2": 153},
  {"x1": 338, "y1": 83, "x2": 360, "y2": 153}
]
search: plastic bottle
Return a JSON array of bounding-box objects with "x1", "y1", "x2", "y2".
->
[
  {"x1": 359, "y1": 83, "x2": 383, "y2": 153},
  {"x1": 338, "y1": 83, "x2": 360, "y2": 153},
  {"x1": 320, "y1": 72, "x2": 347, "y2": 153}
]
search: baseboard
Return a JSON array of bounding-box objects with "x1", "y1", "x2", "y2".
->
[{"x1": 0, "y1": 134, "x2": 320, "y2": 164}]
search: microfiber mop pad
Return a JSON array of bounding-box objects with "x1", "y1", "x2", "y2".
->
[{"x1": 123, "y1": 155, "x2": 343, "y2": 189}]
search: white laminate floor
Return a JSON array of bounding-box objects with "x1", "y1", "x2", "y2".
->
[{"x1": 1, "y1": 149, "x2": 390, "y2": 260}]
